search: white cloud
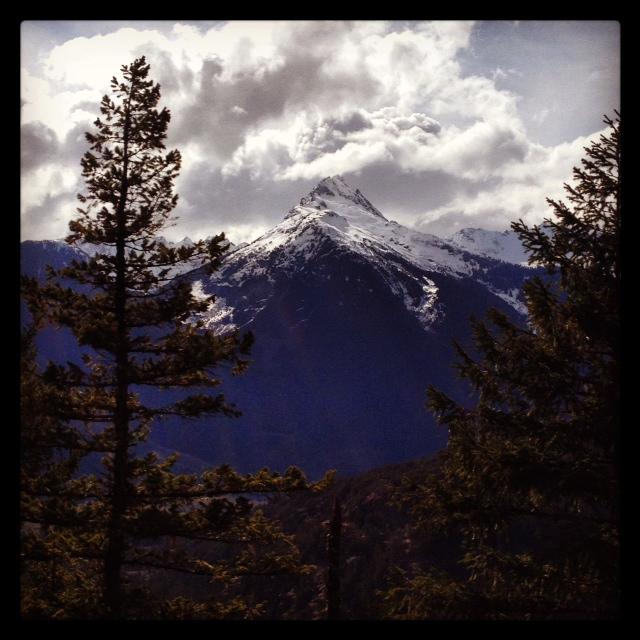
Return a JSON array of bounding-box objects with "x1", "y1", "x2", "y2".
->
[
  {"x1": 223, "y1": 108, "x2": 528, "y2": 184},
  {"x1": 44, "y1": 28, "x2": 170, "y2": 89},
  {"x1": 21, "y1": 69, "x2": 99, "y2": 139},
  {"x1": 279, "y1": 140, "x2": 393, "y2": 181},
  {"x1": 20, "y1": 21, "x2": 618, "y2": 244},
  {"x1": 414, "y1": 129, "x2": 603, "y2": 236},
  {"x1": 21, "y1": 164, "x2": 77, "y2": 212}
]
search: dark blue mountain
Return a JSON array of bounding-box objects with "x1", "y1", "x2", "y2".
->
[{"x1": 20, "y1": 176, "x2": 540, "y2": 477}]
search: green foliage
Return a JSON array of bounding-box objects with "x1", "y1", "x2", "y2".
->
[
  {"x1": 20, "y1": 56, "x2": 330, "y2": 619},
  {"x1": 386, "y1": 115, "x2": 620, "y2": 620},
  {"x1": 20, "y1": 326, "x2": 106, "y2": 618}
]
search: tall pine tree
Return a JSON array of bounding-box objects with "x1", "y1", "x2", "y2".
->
[
  {"x1": 21, "y1": 56, "x2": 330, "y2": 620},
  {"x1": 385, "y1": 114, "x2": 620, "y2": 620}
]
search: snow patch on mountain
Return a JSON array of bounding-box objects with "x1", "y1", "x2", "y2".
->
[
  {"x1": 189, "y1": 280, "x2": 237, "y2": 335},
  {"x1": 479, "y1": 283, "x2": 528, "y2": 316},
  {"x1": 400, "y1": 275, "x2": 444, "y2": 331},
  {"x1": 448, "y1": 228, "x2": 530, "y2": 265}
]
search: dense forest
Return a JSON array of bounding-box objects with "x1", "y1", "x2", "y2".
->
[{"x1": 20, "y1": 57, "x2": 620, "y2": 620}]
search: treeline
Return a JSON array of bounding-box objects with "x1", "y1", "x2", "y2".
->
[{"x1": 20, "y1": 57, "x2": 620, "y2": 620}]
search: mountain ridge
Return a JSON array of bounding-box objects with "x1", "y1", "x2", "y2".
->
[
  {"x1": 448, "y1": 226, "x2": 531, "y2": 265},
  {"x1": 21, "y1": 176, "x2": 542, "y2": 475},
  {"x1": 200, "y1": 175, "x2": 530, "y2": 334}
]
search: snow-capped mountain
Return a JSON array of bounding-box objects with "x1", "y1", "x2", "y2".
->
[
  {"x1": 21, "y1": 176, "x2": 542, "y2": 476},
  {"x1": 31, "y1": 235, "x2": 233, "y2": 280},
  {"x1": 77, "y1": 235, "x2": 205, "y2": 257},
  {"x1": 193, "y1": 176, "x2": 530, "y2": 334},
  {"x1": 448, "y1": 227, "x2": 530, "y2": 265},
  {"x1": 150, "y1": 176, "x2": 539, "y2": 475}
]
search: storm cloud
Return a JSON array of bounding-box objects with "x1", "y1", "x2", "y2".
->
[{"x1": 21, "y1": 20, "x2": 619, "y2": 242}]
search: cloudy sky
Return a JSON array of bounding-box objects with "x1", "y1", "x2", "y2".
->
[{"x1": 21, "y1": 20, "x2": 620, "y2": 244}]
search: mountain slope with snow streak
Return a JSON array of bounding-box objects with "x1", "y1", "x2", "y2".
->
[{"x1": 201, "y1": 176, "x2": 530, "y2": 334}]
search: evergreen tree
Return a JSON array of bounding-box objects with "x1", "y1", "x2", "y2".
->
[
  {"x1": 21, "y1": 56, "x2": 330, "y2": 620},
  {"x1": 20, "y1": 325, "x2": 104, "y2": 617},
  {"x1": 385, "y1": 114, "x2": 620, "y2": 619}
]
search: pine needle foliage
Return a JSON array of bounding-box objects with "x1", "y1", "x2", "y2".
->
[
  {"x1": 20, "y1": 57, "x2": 332, "y2": 620},
  {"x1": 385, "y1": 114, "x2": 620, "y2": 620}
]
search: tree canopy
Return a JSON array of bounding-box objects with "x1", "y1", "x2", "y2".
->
[
  {"x1": 20, "y1": 56, "x2": 331, "y2": 620},
  {"x1": 386, "y1": 114, "x2": 620, "y2": 620}
]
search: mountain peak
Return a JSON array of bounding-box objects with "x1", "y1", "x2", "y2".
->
[
  {"x1": 292, "y1": 175, "x2": 386, "y2": 220},
  {"x1": 316, "y1": 175, "x2": 354, "y2": 196}
]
